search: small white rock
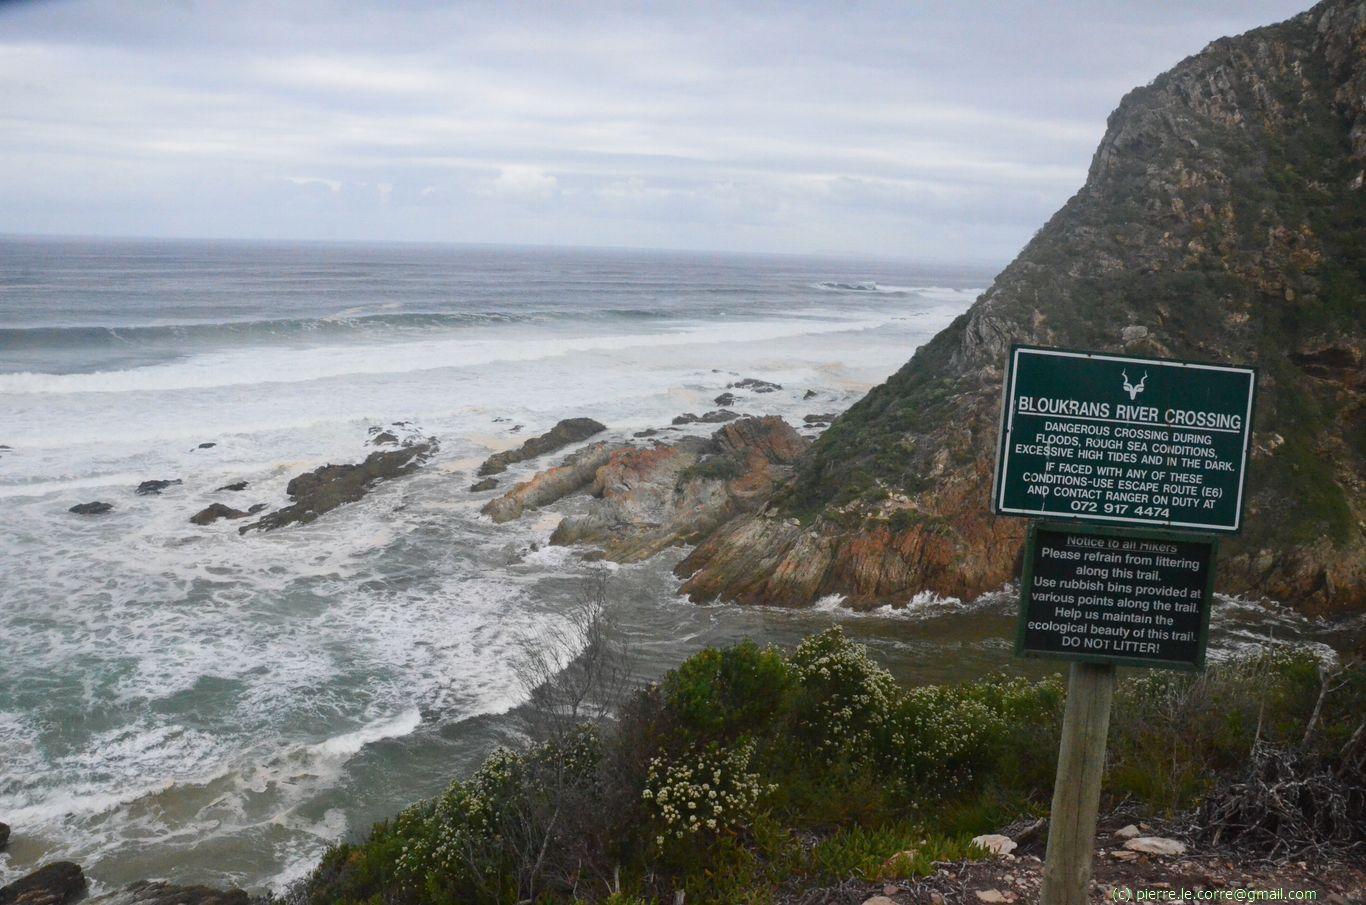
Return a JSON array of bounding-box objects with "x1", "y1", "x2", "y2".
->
[
  {"x1": 971, "y1": 833, "x2": 1018, "y2": 856},
  {"x1": 861, "y1": 897, "x2": 898, "y2": 905},
  {"x1": 1114, "y1": 824, "x2": 1141, "y2": 839},
  {"x1": 1121, "y1": 325, "x2": 1150, "y2": 342},
  {"x1": 1123, "y1": 836, "x2": 1187, "y2": 856},
  {"x1": 976, "y1": 890, "x2": 1009, "y2": 904}
]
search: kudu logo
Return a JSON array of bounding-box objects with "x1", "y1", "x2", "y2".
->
[{"x1": 1121, "y1": 370, "x2": 1147, "y2": 400}]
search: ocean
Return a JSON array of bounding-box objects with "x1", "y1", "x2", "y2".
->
[{"x1": 0, "y1": 237, "x2": 1338, "y2": 894}]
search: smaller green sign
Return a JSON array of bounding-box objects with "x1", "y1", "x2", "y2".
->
[
  {"x1": 993, "y1": 345, "x2": 1256, "y2": 533},
  {"x1": 1016, "y1": 523, "x2": 1217, "y2": 671}
]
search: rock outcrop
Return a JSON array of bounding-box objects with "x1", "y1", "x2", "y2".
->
[
  {"x1": 68, "y1": 502, "x2": 113, "y2": 515},
  {"x1": 0, "y1": 862, "x2": 86, "y2": 905},
  {"x1": 190, "y1": 503, "x2": 250, "y2": 525},
  {"x1": 134, "y1": 480, "x2": 181, "y2": 496},
  {"x1": 482, "y1": 441, "x2": 622, "y2": 523},
  {"x1": 214, "y1": 481, "x2": 248, "y2": 492},
  {"x1": 86, "y1": 881, "x2": 248, "y2": 905},
  {"x1": 476, "y1": 418, "x2": 606, "y2": 476},
  {"x1": 241, "y1": 440, "x2": 435, "y2": 533},
  {"x1": 671, "y1": 410, "x2": 740, "y2": 425},
  {"x1": 550, "y1": 416, "x2": 808, "y2": 561},
  {"x1": 678, "y1": 0, "x2": 1366, "y2": 615}
]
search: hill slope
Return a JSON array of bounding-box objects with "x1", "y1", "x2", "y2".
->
[{"x1": 678, "y1": 0, "x2": 1366, "y2": 616}]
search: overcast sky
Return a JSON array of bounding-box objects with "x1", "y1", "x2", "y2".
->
[{"x1": 0, "y1": 0, "x2": 1312, "y2": 263}]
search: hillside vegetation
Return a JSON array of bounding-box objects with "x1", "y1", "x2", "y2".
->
[{"x1": 287, "y1": 630, "x2": 1364, "y2": 904}]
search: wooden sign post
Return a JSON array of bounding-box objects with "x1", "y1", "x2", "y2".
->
[
  {"x1": 1041, "y1": 662, "x2": 1115, "y2": 905},
  {"x1": 991, "y1": 345, "x2": 1255, "y2": 905}
]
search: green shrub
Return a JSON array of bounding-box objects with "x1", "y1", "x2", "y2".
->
[{"x1": 661, "y1": 641, "x2": 791, "y2": 740}]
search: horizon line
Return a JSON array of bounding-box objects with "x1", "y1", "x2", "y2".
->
[{"x1": 0, "y1": 229, "x2": 1009, "y2": 272}]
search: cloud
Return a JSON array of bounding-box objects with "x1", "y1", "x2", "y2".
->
[
  {"x1": 480, "y1": 166, "x2": 559, "y2": 201},
  {"x1": 0, "y1": 0, "x2": 1315, "y2": 260},
  {"x1": 284, "y1": 176, "x2": 342, "y2": 193}
]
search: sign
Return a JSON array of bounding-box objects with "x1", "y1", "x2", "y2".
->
[
  {"x1": 1017, "y1": 523, "x2": 1216, "y2": 670},
  {"x1": 993, "y1": 345, "x2": 1256, "y2": 533}
]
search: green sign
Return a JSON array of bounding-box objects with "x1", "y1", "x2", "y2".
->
[
  {"x1": 1016, "y1": 523, "x2": 1217, "y2": 671},
  {"x1": 993, "y1": 345, "x2": 1256, "y2": 533}
]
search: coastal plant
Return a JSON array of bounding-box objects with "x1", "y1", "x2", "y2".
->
[
  {"x1": 1108, "y1": 646, "x2": 1325, "y2": 812},
  {"x1": 660, "y1": 640, "x2": 791, "y2": 740},
  {"x1": 391, "y1": 726, "x2": 605, "y2": 904},
  {"x1": 787, "y1": 627, "x2": 897, "y2": 765},
  {"x1": 642, "y1": 740, "x2": 772, "y2": 860}
]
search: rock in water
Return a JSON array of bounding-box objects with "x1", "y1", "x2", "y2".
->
[
  {"x1": 190, "y1": 503, "x2": 250, "y2": 525},
  {"x1": 135, "y1": 479, "x2": 181, "y2": 495},
  {"x1": 803, "y1": 413, "x2": 839, "y2": 424},
  {"x1": 85, "y1": 881, "x2": 248, "y2": 905},
  {"x1": 215, "y1": 481, "x2": 248, "y2": 492},
  {"x1": 714, "y1": 392, "x2": 738, "y2": 406},
  {"x1": 195, "y1": 442, "x2": 216, "y2": 449},
  {"x1": 482, "y1": 442, "x2": 621, "y2": 523},
  {"x1": 671, "y1": 410, "x2": 740, "y2": 425},
  {"x1": 678, "y1": 1, "x2": 1366, "y2": 616},
  {"x1": 726, "y1": 377, "x2": 782, "y2": 393},
  {"x1": 68, "y1": 502, "x2": 113, "y2": 515},
  {"x1": 0, "y1": 821, "x2": 8, "y2": 850},
  {"x1": 550, "y1": 416, "x2": 808, "y2": 562},
  {"x1": 369, "y1": 431, "x2": 399, "y2": 446},
  {"x1": 476, "y1": 418, "x2": 606, "y2": 476},
  {"x1": 469, "y1": 477, "x2": 499, "y2": 492},
  {"x1": 0, "y1": 861, "x2": 86, "y2": 905},
  {"x1": 240, "y1": 440, "x2": 436, "y2": 533}
]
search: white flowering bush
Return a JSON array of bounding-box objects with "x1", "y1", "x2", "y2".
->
[
  {"x1": 788, "y1": 627, "x2": 898, "y2": 764},
  {"x1": 642, "y1": 740, "x2": 771, "y2": 853},
  {"x1": 880, "y1": 675, "x2": 1063, "y2": 793},
  {"x1": 387, "y1": 726, "x2": 602, "y2": 902}
]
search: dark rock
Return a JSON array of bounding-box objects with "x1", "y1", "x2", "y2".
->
[
  {"x1": 215, "y1": 481, "x2": 248, "y2": 492},
  {"x1": 190, "y1": 503, "x2": 249, "y2": 526},
  {"x1": 671, "y1": 410, "x2": 740, "y2": 425},
  {"x1": 726, "y1": 377, "x2": 782, "y2": 393},
  {"x1": 0, "y1": 861, "x2": 86, "y2": 905},
  {"x1": 713, "y1": 392, "x2": 738, "y2": 406},
  {"x1": 85, "y1": 881, "x2": 249, "y2": 905},
  {"x1": 241, "y1": 440, "x2": 436, "y2": 533},
  {"x1": 803, "y1": 389, "x2": 818, "y2": 399},
  {"x1": 69, "y1": 502, "x2": 113, "y2": 515},
  {"x1": 804, "y1": 413, "x2": 839, "y2": 424},
  {"x1": 247, "y1": 503, "x2": 267, "y2": 514},
  {"x1": 470, "y1": 477, "x2": 499, "y2": 492},
  {"x1": 196, "y1": 442, "x2": 216, "y2": 450},
  {"x1": 135, "y1": 479, "x2": 181, "y2": 495},
  {"x1": 0, "y1": 821, "x2": 8, "y2": 850},
  {"x1": 477, "y1": 418, "x2": 606, "y2": 476},
  {"x1": 509, "y1": 424, "x2": 523, "y2": 432},
  {"x1": 369, "y1": 431, "x2": 399, "y2": 446},
  {"x1": 633, "y1": 428, "x2": 661, "y2": 438}
]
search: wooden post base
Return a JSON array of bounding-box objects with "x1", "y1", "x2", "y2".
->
[{"x1": 1040, "y1": 661, "x2": 1117, "y2": 905}]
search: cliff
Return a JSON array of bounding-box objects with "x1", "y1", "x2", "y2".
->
[{"x1": 678, "y1": 0, "x2": 1366, "y2": 616}]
